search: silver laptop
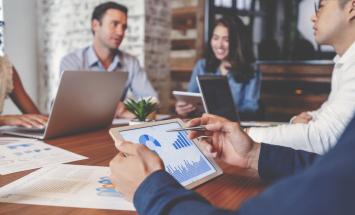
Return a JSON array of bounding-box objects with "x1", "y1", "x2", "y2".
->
[{"x1": 3, "y1": 71, "x2": 128, "y2": 139}]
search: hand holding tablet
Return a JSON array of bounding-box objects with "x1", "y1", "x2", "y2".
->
[
  {"x1": 173, "y1": 91, "x2": 205, "y2": 116},
  {"x1": 109, "y1": 140, "x2": 165, "y2": 201},
  {"x1": 109, "y1": 119, "x2": 222, "y2": 189}
]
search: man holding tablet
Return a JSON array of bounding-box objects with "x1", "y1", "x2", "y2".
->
[
  {"x1": 109, "y1": 119, "x2": 223, "y2": 190},
  {"x1": 110, "y1": 113, "x2": 355, "y2": 214},
  {"x1": 108, "y1": 0, "x2": 355, "y2": 214}
]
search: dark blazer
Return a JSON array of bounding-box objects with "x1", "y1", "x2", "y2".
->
[{"x1": 133, "y1": 116, "x2": 355, "y2": 215}]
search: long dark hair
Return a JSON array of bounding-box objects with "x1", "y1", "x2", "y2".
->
[{"x1": 205, "y1": 16, "x2": 255, "y2": 83}]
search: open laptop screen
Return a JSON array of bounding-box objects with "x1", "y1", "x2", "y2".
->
[{"x1": 197, "y1": 75, "x2": 240, "y2": 122}]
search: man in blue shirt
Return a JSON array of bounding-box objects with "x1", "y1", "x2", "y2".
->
[
  {"x1": 110, "y1": 112, "x2": 355, "y2": 214},
  {"x1": 108, "y1": 1, "x2": 355, "y2": 213},
  {"x1": 60, "y1": 2, "x2": 157, "y2": 118}
]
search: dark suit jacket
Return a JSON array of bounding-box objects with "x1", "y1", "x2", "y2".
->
[{"x1": 133, "y1": 116, "x2": 355, "y2": 215}]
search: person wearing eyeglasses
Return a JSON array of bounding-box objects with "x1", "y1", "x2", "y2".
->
[
  {"x1": 109, "y1": 1, "x2": 355, "y2": 214},
  {"x1": 0, "y1": 56, "x2": 48, "y2": 128},
  {"x1": 244, "y1": 0, "x2": 355, "y2": 155}
]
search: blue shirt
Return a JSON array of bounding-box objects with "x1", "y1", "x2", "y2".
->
[
  {"x1": 59, "y1": 46, "x2": 158, "y2": 100},
  {"x1": 188, "y1": 59, "x2": 261, "y2": 113},
  {"x1": 133, "y1": 115, "x2": 355, "y2": 214}
]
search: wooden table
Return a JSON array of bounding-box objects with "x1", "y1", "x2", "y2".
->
[{"x1": 0, "y1": 127, "x2": 266, "y2": 214}]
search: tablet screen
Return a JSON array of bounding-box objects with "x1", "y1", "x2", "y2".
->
[{"x1": 119, "y1": 122, "x2": 217, "y2": 186}]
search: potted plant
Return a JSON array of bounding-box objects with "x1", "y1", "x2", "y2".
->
[{"x1": 124, "y1": 97, "x2": 158, "y2": 125}]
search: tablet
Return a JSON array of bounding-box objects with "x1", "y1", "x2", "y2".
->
[
  {"x1": 173, "y1": 91, "x2": 204, "y2": 112},
  {"x1": 109, "y1": 119, "x2": 223, "y2": 189}
]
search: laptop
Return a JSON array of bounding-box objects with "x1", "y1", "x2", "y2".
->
[
  {"x1": 196, "y1": 75, "x2": 287, "y2": 127},
  {"x1": 3, "y1": 71, "x2": 128, "y2": 139},
  {"x1": 196, "y1": 75, "x2": 240, "y2": 122}
]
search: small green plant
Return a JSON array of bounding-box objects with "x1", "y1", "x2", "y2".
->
[{"x1": 124, "y1": 98, "x2": 157, "y2": 121}]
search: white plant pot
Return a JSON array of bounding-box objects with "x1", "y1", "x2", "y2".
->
[{"x1": 129, "y1": 119, "x2": 148, "y2": 126}]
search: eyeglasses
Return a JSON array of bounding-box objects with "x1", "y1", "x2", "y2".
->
[{"x1": 314, "y1": 0, "x2": 320, "y2": 14}]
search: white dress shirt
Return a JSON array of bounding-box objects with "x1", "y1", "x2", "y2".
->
[{"x1": 248, "y1": 42, "x2": 355, "y2": 154}]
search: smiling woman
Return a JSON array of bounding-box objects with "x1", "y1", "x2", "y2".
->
[
  {"x1": 175, "y1": 15, "x2": 261, "y2": 118},
  {"x1": 205, "y1": 16, "x2": 256, "y2": 82}
]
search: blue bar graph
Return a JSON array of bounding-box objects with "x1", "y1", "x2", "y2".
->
[
  {"x1": 7, "y1": 144, "x2": 33, "y2": 150},
  {"x1": 173, "y1": 132, "x2": 192, "y2": 150},
  {"x1": 166, "y1": 156, "x2": 212, "y2": 183}
]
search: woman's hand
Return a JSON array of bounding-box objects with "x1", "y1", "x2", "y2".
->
[
  {"x1": 175, "y1": 101, "x2": 196, "y2": 117},
  {"x1": 0, "y1": 114, "x2": 48, "y2": 128}
]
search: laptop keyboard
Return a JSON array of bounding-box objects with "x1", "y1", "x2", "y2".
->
[{"x1": 8, "y1": 127, "x2": 45, "y2": 134}]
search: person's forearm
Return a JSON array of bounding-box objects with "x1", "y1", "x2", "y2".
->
[
  {"x1": 10, "y1": 91, "x2": 40, "y2": 114},
  {"x1": 258, "y1": 143, "x2": 319, "y2": 182},
  {"x1": 9, "y1": 68, "x2": 40, "y2": 114},
  {"x1": 134, "y1": 170, "x2": 236, "y2": 215}
]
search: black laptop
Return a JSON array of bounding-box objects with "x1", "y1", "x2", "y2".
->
[{"x1": 196, "y1": 75, "x2": 240, "y2": 122}]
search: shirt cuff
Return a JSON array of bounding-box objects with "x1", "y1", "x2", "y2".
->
[
  {"x1": 248, "y1": 127, "x2": 266, "y2": 143},
  {"x1": 289, "y1": 116, "x2": 297, "y2": 123},
  {"x1": 258, "y1": 143, "x2": 298, "y2": 182},
  {"x1": 258, "y1": 143, "x2": 289, "y2": 182}
]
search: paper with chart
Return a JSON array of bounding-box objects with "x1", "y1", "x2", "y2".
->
[
  {"x1": 119, "y1": 122, "x2": 217, "y2": 186},
  {"x1": 0, "y1": 164, "x2": 134, "y2": 211},
  {"x1": 0, "y1": 137, "x2": 87, "y2": 175}
]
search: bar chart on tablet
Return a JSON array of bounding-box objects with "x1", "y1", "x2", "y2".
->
[
  {"x1": 120, "y1": 122, "x2": 216, "y2": 185},
  {"x1": 172, "y1": 132, "x2": 192, "y2": 150},
  {"x1": 166, "y1": 156, "x2": 212, "y2": 183}
]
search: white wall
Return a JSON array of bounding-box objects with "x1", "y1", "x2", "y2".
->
[{"x1": 3, "y1": 0, "x2": 38, "y2": 114}]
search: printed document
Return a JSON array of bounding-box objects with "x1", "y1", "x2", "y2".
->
[
  {"x1": 0, "y1": 164, "x2": 134, "y2": 211},
  {"x1": 0, "y1": 137, "x2": 87, "y2": 175}
]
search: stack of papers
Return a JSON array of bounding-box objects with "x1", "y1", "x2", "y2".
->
[
  {"x1": 0, "y1": 137, "x2": 87, "y2": 175},
  {"x1": 0, "y1": 164, "x2": 134, "y2": 211}
]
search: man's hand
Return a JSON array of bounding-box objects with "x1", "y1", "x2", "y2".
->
[
  {"x1": 175, "y1": 101, "x2": 196, "y2": 117},
  {"x1": 114, "y1": 101, "x2": 135, "y2": 119},
  {"x1": 109, "y1": 141, "x2": 164, "y2": 201},
  {"x1": 291, "y1": 112, "x2": 313, "y2": 124},
  {"x1": 0, "y1": 114, "x2": 48, "y2": 128},
  {"x1": 187, "y1": 114, "x2": 260, "y2": 170}
]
